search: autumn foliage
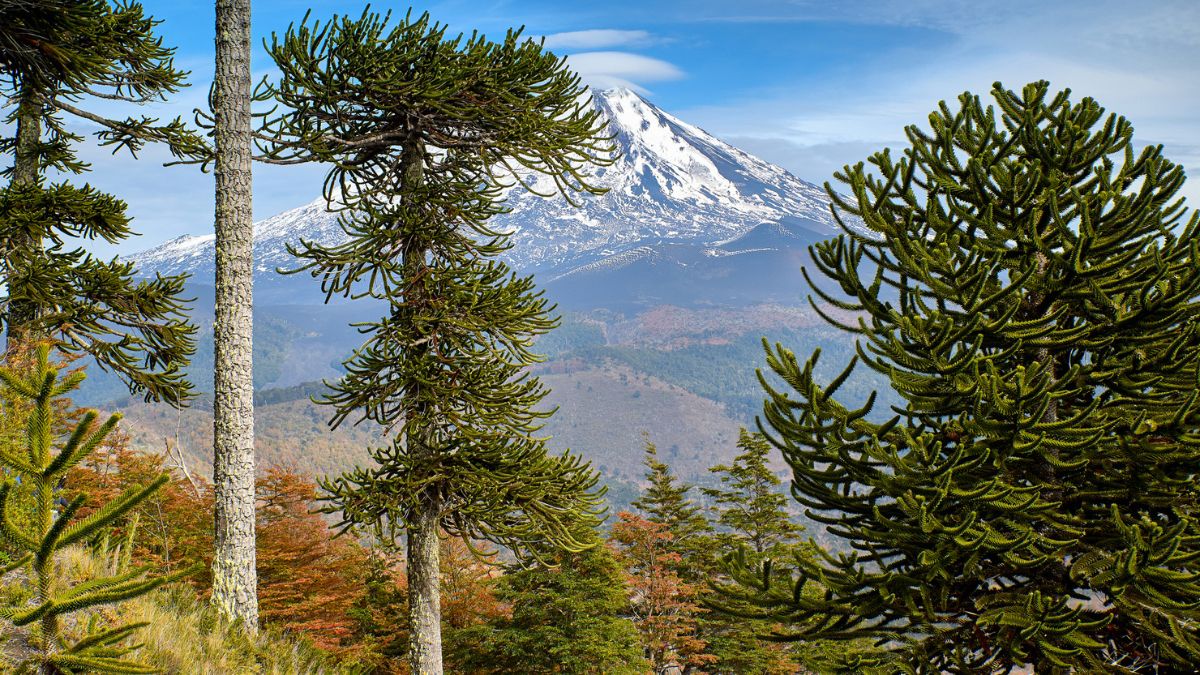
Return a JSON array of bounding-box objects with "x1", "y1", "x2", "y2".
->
[
  {"x1": 256, "y1": 466, "x2": 367, "y2": 650},
  {"x1": 609, "y1": 511, "x2": 716, "y2": 673},
  {"x1": 347, "y1": 538, "x2": 507, "y2": 673},
  {"x1": 66, "y1": 431, "x2": 213, "y2": 582},
  {"x1": 66, "y1": 441, "x2": 370, "y2": 655},
  {"x1": 36, "y1": 380, "x2": 832, "y2": 674}
]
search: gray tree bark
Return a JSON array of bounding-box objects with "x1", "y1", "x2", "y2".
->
[
  {"x1": 407, "y1": 498, "x2": 444, "y2": 675},
  {"x1": 211, "y1": 0, "x2": 258, "y2": 632},
  {"x1": 4, "y1": 86, "x2": 44, "y2": 341}
]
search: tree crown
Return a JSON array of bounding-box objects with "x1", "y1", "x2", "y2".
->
[{"x1": 729, "y1": 81, "x2": 1200, "y2": 672}]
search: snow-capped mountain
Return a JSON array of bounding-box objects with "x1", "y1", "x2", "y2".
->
[
  {"x1": 132, "y1": 87, "x2": 840, "y2": 290},
  {"x1": 501, "y1": 87, "x2": 837, "y2": 270}
]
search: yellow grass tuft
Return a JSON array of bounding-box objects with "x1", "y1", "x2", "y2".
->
[{"x1": 1, "y1": 545, "x2": 355, "y2": 674}]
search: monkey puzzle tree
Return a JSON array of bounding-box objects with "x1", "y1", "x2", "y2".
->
[
  {"x1": 721, "y1": 81, "x2": 1200, "y2": 673},
  {"x1": 0, "y1": 345, "x2": 192, "y2": 673},
  {"x1": 254, "y1": 10, "x2": 614, "y2": 673},
  {"x1": 0, "y1": 0, "x2": 204, "y2": 405}
]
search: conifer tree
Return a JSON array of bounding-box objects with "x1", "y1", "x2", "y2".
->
[
  {"x1": 704, "y1": 429, "x2": 803, "y2": 558},
  {"x1": 448, "y1": 540, "x2": 647, "y2": 675},
  {"x1": 634, "y1": 439, "x2": 759, "y2": 672},
  {"x1": 253, "y1": 10, "x2": 614, "y2": 673},
  {"x1": 632, "y1": 439, "x2": 714, "y2": 570},
  {"x1": 723, "y1": 81, "x2": 1200, "y2": 673},
  {"x1": 347, "y1": 549, "x2": 408, "y2": 668},
  {"x1": 701, "y1": 429, "x2": 804, "y2": 675},
  {"x1": 0, "y1": 345, "x2": 192, "y2": 673},
  {"x1": 0, "y1": 0, "x2": 203, "y2": 405}
]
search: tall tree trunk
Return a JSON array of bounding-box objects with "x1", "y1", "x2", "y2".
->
[
  {"x1": 4, "y1": 85, "x2": 43, "y2": 343},
  {"x1": 397, "y1": 133, "x2": 443, "y2": 674},
  {"x1": 9, "y1": 87, "x2": 39, "y2": 188},
  {"x1": 211, "y1": 0, "x2": 258, "y2": 631},
  {"x1": 12, "y1": 92, "x2": 50, "y2": 673},
  {"x1": 1031, "y1": 250, "x2": 1063, "y2": 675},
  {"x1": 407, "y1": 497, "x2": 444, "y2": 675}
]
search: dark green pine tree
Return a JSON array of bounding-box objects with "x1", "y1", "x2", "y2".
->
[
  {"x1": 346, "y1": 549, "x2": 409, "y2": 666},
  {"x1": 0, "y1": 345, "x2": 193, "y2": 673},
  {"x1": 720, "y1": 81, "x2": 1200, "y2": 673},
  {"x1": 0, "y1": 0, "x2": 204, "y2": 405},
  {"x1": 447, "y1": 540, "x2": 648, "y2": 675},
  {"x1": 253, "y1": 10, "x2": 614, "y2": 673},
  {"x1": 704, "y1": 429, "x2": 804, "y2": 558},
  {"x1": 699, "y1": 429, "x2": 807, "y2": 675},
  {"x1": 632, "y1": 439, "x2": 714, "y2": 569},
  {"x1": 632, "y1": 440, "x2": 749, "y2": 672}
]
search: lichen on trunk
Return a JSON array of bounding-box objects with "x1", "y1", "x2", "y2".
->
[
  {"x1": 4, "y1": 86, "x2": 44, "y2": 339},
  {"x1": 406, "y1": 496, "x2": 444, "y2": 675},
  {"x1": 210, "y1": 0, "x2": 258, "y2": 632}
]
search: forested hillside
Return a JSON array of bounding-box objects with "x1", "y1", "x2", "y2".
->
[{"x1": 105, "y1": 309, "x2": 892, "y2": 486}]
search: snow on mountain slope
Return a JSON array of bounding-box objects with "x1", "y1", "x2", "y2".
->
[{"x1": 130, "y1": 87, "x2": 839, "y2": 280}]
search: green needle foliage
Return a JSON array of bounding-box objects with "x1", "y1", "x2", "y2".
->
[
  {"x1": 632, "y1": 440, "x2": 714, "y2": 569},
  {"x1": 704, "y1": 429, "x2": 804, "y2": 559},
  {"x1": 447, "y1": 541, "x2": 648, "y2": 675},
  {"x1": 703, "y1": 430, "x2": 869, "y2": 673},
  {"x1": 253, "y1": 8, "x2": 615, "y2": 670},
  {"x1": 0, "y1": 345, "x2": 193, "y2": 673},
  {"x1": 0, "y1": 185, "x2": 197, "y2": 405},
  {"x1": 720, "y1": 81, "x2": 1200, "y2": 673},
  {"x1": 0, "y1": 0, "x2": 209, "y2": 167},
  {"x1": 0, "y1": 0, "x2": 203, "y2": 406},
  {"x1": 257, "y1": 1, "x2": 614, "y2": 560}
]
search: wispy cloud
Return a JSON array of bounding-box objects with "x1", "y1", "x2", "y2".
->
[
  {"x1": 543, "y1": 29, "x2": 654, "y2": 50},
  {"x1": 565, "y1": 52, "x2": 684, "y2": 93},
  {"x1": 680, "y1": 0, "x2": 1198, "y2": 40},
  {"x1": 676, "y1": 0, "x2": 1200, "y2": 203}
]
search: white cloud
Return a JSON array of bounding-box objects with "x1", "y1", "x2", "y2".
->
[
  {"x1": 543, "y1": 29, "x2": 654, "y2": 50},
  {"x1": 565, "y1": 52, "x2": 685, "y2": 93},
  {"x1": 674, "y1": 0, "x2": 1200, "y2": 204},
  {"x1": 688, "y1": 0, "x2": 1199, "y2": 47}
]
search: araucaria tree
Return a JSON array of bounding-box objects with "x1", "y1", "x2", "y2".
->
[
  {"x1": 0, "y1": 345, "x2": 190, "y2": 673},
  {"x1": 210, "y1": 0, "x2": 258, "y2": 631},
  {"x1": 723, "y1": 81, "x2": 1200, "y2": 673},
  {"x1": 0, "y1": 0, "x2": 202, "y2": 404},
  {"x1": 254, "y1": 11, "x2": 613, "y2": 673}
]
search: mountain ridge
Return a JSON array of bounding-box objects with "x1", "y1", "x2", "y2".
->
[{"x1": 129, "y1": 87, "x2": 841, "y2": 286}]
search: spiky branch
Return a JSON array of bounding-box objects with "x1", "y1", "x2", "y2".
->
[
  {"x1": 719, "y1": 81, "x2": 1200, "y2": 674},
  {"x1": 0, "y1": 345, "x2": 195, "y2": 673}
]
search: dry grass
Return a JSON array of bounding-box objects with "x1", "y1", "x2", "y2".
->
[
  {"x1": 124, "y1": 585, "x2": 347, "y2": 675},
  {"x1": 1, "y1": 545, "x2": 355, "y2": 674}
]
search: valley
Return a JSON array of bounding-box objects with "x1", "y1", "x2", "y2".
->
[{"x1": 84, "y1": 87, "x2": 885, "y2": 513}]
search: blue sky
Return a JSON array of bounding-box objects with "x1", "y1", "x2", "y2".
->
[{"x1": 58, "y1": 0, "x2": 1200, "y2": 256}]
